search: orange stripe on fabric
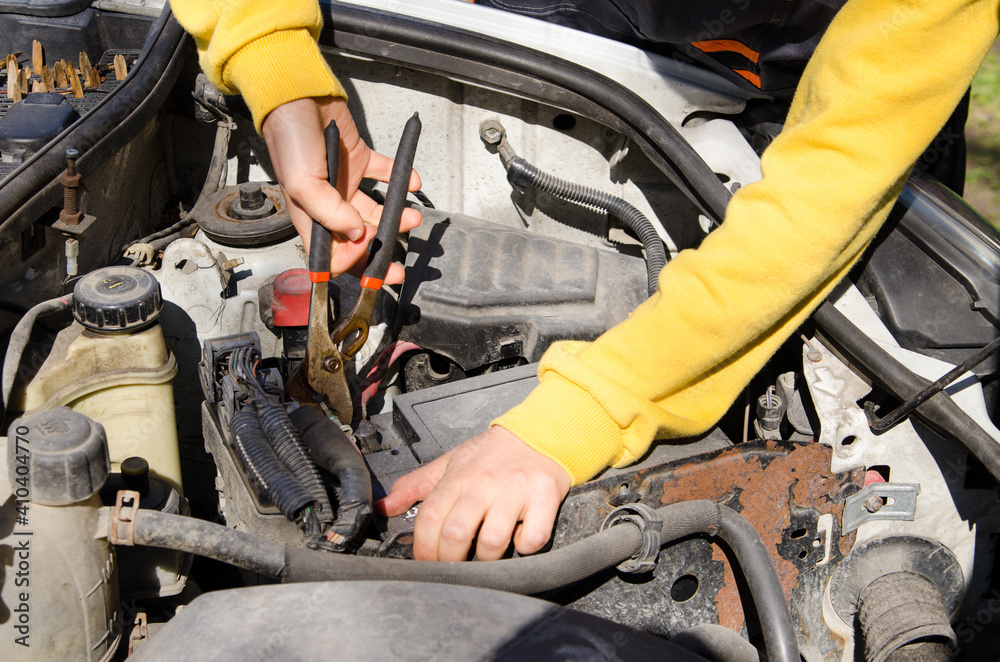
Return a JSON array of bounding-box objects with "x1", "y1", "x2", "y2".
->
[
  {"x1": 690, "y1": 39, "x2": 760, "y2": 64},
  {"x1": 733, "y1": 70, "x2": 762, "y2": 88}
]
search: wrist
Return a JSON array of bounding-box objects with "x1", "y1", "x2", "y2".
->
[{"x1": 492, "y1": 374, "x2": 624, "y2": 485}]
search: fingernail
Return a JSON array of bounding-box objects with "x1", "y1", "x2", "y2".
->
[{"x1": 349, "y1": 226, "x2": 364, "y2": 241}]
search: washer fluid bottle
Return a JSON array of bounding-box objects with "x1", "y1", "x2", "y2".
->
[{"x1": 23, "y1": 266, "x2": 182, "y2": 494}]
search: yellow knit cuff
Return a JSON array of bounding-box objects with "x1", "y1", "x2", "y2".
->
[
  {"x1": 492, "y1": 373, "x2": 625, "y2": 485},
  {"x1": 223, "y1": 29, "x2": 347, "y2": 133}
]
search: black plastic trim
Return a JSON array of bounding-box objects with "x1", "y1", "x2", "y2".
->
[{"x1": 0, "y1": 8, "x2": 188, "y2": 233}]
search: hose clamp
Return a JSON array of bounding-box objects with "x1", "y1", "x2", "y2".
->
[
  {"x1": 110, "y1": 490, "x2": 141, "y2": 546},
  {"x1": 601, "y1": 503, "x2": 662, "y2": 574}
]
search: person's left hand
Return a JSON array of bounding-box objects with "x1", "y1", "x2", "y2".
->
[{"x1": 262, "y1": 96, "x2": 422, "y2": 283}]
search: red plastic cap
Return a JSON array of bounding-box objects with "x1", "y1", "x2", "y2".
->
[{"x1": 272, "y1": 268, "x2": 311, "y2": 327}]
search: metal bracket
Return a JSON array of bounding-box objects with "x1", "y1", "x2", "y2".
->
[
  {"x1": 110, "y1": 490, "x2": 141, "y2": 546},
  {"x1": 601, "y1": 503, "x2": 662, "y2": 574},
  {"x1": 128, "y1": 613, "x2": 149, "y2": 655},
  {"x1": 842, "y1": 482, "x2": 920, "y2": 534},
  {"x1": 52, "y1": 213, "x2": 99, "y2": 236}
]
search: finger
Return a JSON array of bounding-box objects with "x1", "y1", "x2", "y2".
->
[
  {"x1": 377, "y1": 454, "x2": 450, "y2": 517},
  {"x1": 400, "y1": 206, "x2": 422, "y2": 233},
  {"x1": 512, "y1": 486, "x2": 561, "y2": 555},
  {"x1": 475, "y1": 495, "x2": 523, "y2": 561},
  {"x1": 434, "y1": 490, "x2": 490, "y2": 562},
  {"x1": 364, "y1": 150, "x2": 423, "y2": 192},
  {"x1": 384, "y1": 262, "x2": 406, "y2": 286},
  {"x1": 412, "y1": 477, "x2": 465, "y2": 561},
  {"x1": 282, "y1": 171, "x2": 365, "y2": 240},
  {"x1": 349, "y1": 193, "x2": 423, "y2": 232},
  {"x1": 302, "y1": 186, "x2": 366, "y2": 240}
]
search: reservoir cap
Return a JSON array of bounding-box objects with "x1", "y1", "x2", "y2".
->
[
  {"x1": 8, "y1": 408, "x2": 110, "y2": 505},
  {"x1": 73, "y1": 266, "x2": 163, "y2": 332}
]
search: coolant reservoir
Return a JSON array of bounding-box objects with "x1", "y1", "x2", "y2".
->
[
  {"x1": 0, "y1": 408, "x2": 121, "y2": 661},
  {"x1": 23, "y1": 267, "x2": 182, "y2": 493}
]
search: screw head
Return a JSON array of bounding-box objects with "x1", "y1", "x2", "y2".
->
[
  {"x1": 322, "y1": 355, "x2": 341, "y2": 372},
  {"x1": 479, "y1": 119, "x2": 506, "y2": 145}
]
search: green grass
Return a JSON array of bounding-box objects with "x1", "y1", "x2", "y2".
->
[{"x1": 965, "y1": 42, "x2": 1000, "y2": 225}]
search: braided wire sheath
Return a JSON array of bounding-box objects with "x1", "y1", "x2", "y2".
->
[
  {"x1": 231, "y1": 407, "x2": 314, "y2": 521},
  {"x1": 507, "y1": 158, "x2": 667, "y2": 296},
  {"x1": 255, "y1": 401, "x2": 334, "y2": 524}
]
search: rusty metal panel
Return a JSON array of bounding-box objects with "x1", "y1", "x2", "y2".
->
[{"x1": 550, "y1": 439, "x2": 862, "y2": 659}]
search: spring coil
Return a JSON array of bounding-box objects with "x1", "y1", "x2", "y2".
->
[
  {"x1": 231, "y1": 407, "x2": 314, "y2": 521},
  {"x1": 509, "y1": 158, "x2": 667, "y2": 297},
  {"x1": 255, "y1": 401, "x2": 333, "y2": 523}
]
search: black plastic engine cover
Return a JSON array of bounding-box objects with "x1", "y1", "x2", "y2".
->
[{"x1": 398, "y1": 208, "x2": 647, "y2": 371}]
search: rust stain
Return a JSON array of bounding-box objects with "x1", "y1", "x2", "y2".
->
[{"x1": 654, "y1": 440, "x2": 860, "y2": 632}]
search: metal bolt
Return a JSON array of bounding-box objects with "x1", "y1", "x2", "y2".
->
[
  {"x1": 479, "y1": 119, "x2": 505, "y2": 146},
  {"x1": 322, "y1": 355, "x2": 341, "y2": 373},
  {"x1": 229, "y1": 182, "x2": 276, "y2": 220},
  {"x1": 238, "y1": 182, "x2": 266, "y2": 211},
  {"x1": 221, "y1": 257, "x2": 244, "y2": 271},
  {"x1": 59, "y1": 148, "x2": 83, "y2": 225},
  {"x1": 863, "y1": 496, "x2": 884, "y2": 513},
  {"x1": 65, "y1": 148, "x2": 79, "y2": 177}
]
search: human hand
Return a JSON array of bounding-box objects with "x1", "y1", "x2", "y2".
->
[
  {"x1": 261, "y1": 96, "x2": 422, "y2": 284},
  {"x1": 378, "y1": 426, "x2": 572, "y2": 561}
]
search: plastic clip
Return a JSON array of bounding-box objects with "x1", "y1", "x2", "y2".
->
[
  {"x1": 600, "y1": 503, "x2": 662, "y2": 574},
  {"x1": 110, "y1": 490, "x2": 141, "y2": 546}
]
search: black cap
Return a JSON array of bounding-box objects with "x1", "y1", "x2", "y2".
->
[
  {"x1": 8, "y1": 408, "x2": 110, "y2": 505},
  {"x1": 73, "y1": 266, "x2": 163, "y2": 332}
]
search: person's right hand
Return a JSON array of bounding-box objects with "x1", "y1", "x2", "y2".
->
[
  {"x1": 261, "y1": 96, "x2": 422, "y2": 284},
  {"x1": 378, "y1": 426, "x2": 572, "y2": 561}
]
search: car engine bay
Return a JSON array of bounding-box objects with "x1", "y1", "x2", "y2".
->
[{"x1": 2, "y1": 1, "x2": 1000, "y2": 660}]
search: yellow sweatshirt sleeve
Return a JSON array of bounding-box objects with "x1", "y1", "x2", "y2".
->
[
  {"x1": 495, "y1": 0, "x2": 1000, "y2": 485},
  {"x1": 170, "y1": 0, "x2": 346, "y2": 131}
]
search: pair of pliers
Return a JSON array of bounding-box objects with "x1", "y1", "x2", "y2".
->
[{"x1": 296, "y1": 114, "x2": 422, "y2": 424}]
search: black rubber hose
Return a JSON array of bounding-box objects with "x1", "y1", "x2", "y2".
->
[
  {"x1": 127, "y1": 509, "x2": 286, "y2": 577},
  {"x1": 255, "y1": 401, "x2": 334, "y2": 523},
  {"x1": 507, "y1": 157, "x2": 667, "y2": 296},
  {"x1": 1, "y1": 294, "x2": 73, "y2": 415},
  {"x1": 717, "y1": 505, "x2": 800, "y2": 662},
  {"x1": 289, "y1": 406, "x2": 373, "y2": 551},
  {"x1": 669, "y1": 624, "x2": 760, "y2": 662},
  {"x1": 231, "y1": 407, "x2": 316, "y2": 522},
  {"x1": 119, "y1": 501, "x2": 796, "y2": 662},
  {"x1": 813, "y1": 301, "x2": 1000, "y2": 483}
]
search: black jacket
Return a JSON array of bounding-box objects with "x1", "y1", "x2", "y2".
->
[{"x1": 477, "y1": 0, "x2": 848, "y2": 99}]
